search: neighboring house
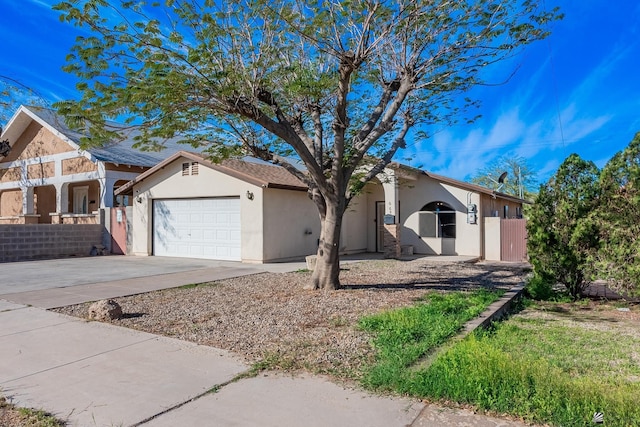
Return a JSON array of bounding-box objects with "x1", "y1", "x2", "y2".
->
[
  {"x1": 0, "y1": 106, "x2": 186, "y2": 224},
  {"x1": 116, "y1": 151, "x2": 527, "y2": 263}
]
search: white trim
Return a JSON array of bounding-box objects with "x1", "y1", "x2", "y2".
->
[
  {"x1": 0, "y1": 150, "x2": 86, "y2": 170},
  {"x1": 0, "y1": 166, "x2": 140, "y2": 191}
]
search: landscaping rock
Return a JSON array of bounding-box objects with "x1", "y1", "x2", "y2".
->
[{"x1": 88, "y1": 299, "x2": 123, "y2": 321}]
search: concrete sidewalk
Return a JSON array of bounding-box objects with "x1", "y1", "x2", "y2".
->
[
  {"x1": 0, "y1": 300, "x2": 527, "y2": 427},
  {"x1": 0, "y1": 300, "x2": 423, "y2": 427}
]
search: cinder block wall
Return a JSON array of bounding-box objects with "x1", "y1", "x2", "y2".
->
[{"x1": 0, "y1": 224, "x2": 104, "y2": 263}]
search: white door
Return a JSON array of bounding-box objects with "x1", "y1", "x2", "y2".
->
[{"x1": 153, "y1": 198, "x2": 241, "y2": 261}]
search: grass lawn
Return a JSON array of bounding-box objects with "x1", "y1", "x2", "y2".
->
[
  {"x1": 360, "y1": 297, "x2": 640, "y2": 427},
  {"x1": 358, "y1": 289, "x2": 502, "y2": 389}
]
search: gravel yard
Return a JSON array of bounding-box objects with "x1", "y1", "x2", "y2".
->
[{"x1": 54, "y1": 258, "x2": 529, "y2": 378}]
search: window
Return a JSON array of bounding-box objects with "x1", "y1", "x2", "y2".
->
[
  {"x1": 418, "y1": 201, "x2": 456, "y2": 238},
  {"x1": 182, "y1": 163, "x2": 190, "y2": 176}
]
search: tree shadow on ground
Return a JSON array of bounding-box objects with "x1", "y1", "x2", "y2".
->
[
  {"x1": 122, "y1": 312, "x2": 146, "y2": 319},
  {"x1": 342, "y1": 263, "x2": 529, "y2": 292}
]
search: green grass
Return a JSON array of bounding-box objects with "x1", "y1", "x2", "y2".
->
[
  {"x1": 177, "y1": 282, "x2": 221, "y2": 290},
  {"x1": 358, "y1": 289, "x2": 502, "y2": 391},
  {"x1": 1, "y1": 396, "x2": 65, "y2": 427},
  {"x1": 359, "y1": 296, "x2": 640, "y2": 427}
]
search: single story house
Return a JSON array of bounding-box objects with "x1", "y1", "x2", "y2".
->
[
  {"x1": 116, "y1": 151, "x2": 527, "y2": 263},
  {"x1": 0, "y1": 105, "x2": 188, "y2": 224}
]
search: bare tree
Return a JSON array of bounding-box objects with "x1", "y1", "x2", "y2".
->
[{"x1": 54, "y1": 0, "x2": 561, "y2": 289}]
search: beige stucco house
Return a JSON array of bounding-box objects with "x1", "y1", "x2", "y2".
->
[
  {"x1": 116, "y1": 151, "x2": 527, "y2": 263},
  {"x1": 0, "y1": 106, "x2": 186, "y2": 224}
]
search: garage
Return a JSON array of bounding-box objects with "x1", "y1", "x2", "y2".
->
[{"x1": 153, "y1": 197, "x2": 241, "y2": 261}]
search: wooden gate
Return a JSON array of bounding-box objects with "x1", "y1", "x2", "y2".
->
[
  {"x1": 110, "y1": 207, "x2": 127, "y2": 255},
  {"x1": 500, "y1": 219, "x2": 527, "y2": 262}
]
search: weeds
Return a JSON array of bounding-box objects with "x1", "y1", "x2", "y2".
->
[
  {"x1": 358, "y1": 290, "x2": 501, "y2": 391},
  {"x1": 358, "y1": 294, "x2": 640, "y2": 427}
]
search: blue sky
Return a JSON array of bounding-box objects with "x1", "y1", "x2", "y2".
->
[{"x1": 1, "y1": 0, "x2": 639, "y2": 184}]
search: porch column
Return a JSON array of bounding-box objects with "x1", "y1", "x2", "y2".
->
[
  {"x1": 381, "y1": 170, "x2": 401, "y2": 258},
  {"x1": 381, "y1": 171, "x2": 399, "y2": 222},
  {"x1": 50, "y1": 183, "x2": 69, "y2": 223},
  {"x1": 99, "y1": 176, "x2": 118, "y2": 208},
  {"x1": 21, "y1": 186, "x2": 35, "y2": 215}
]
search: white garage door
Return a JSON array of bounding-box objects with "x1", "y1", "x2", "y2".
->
[{"x1": 153, "y1": 198, "x2": 241, "y2": 261}]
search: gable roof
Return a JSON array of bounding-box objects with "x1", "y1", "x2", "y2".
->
[
  {"x1": 1, "y1": 105, "x2": 192, "y2": 167},
  {"x1": 389, "y1": 162, "x2": 530, "y2": 204},
  {"x1": 115, "y1": 151, "x2": 308, "y2": 196}
]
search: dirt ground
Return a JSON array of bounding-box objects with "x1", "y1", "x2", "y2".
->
[{"x1": 54, "y1": 258, "x2": 528, "y2": 377}]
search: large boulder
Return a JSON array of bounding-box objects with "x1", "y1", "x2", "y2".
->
[{"x1": 88, "y1": 299, "x2": 123, "y2": 321}]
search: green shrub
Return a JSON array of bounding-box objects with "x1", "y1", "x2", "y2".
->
[
  {"x1": 524, "y1": 274, "x2": 554, "y2": 300},
  {"x1": 527, "y1": 154, "x2": 600, "y2": 299}
]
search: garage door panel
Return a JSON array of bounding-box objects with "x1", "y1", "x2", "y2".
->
[{"x1": 153, "y1": 198, "x2": 241, "y2": 261}]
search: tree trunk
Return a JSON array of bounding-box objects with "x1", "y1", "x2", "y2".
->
[{"x1": 308, "y1": 205, "x2": 343, "y2": 290}]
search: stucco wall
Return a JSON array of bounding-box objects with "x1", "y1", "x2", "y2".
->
[
  {"x1": 2, "y1": 123, "x2": 74, "y2": 163},
  {"x1": 399, "y1": 177, "x2": 482, "y2": 256},
  {"x1": 62, "y1": 157, "x2": 98, "y2": 175},
  {"x1": 341, "y1": 192, "x2": 369, "y2": 254},
  {"x1": 262, "y1": 188, "x2": 319, "y2": 261},
  {"x1": 0, "y1": 190, "x2": 22, "y2": 217},
  {"x1": 484, "y1": 217, "x2": 501, "y2": 261},
  {"x1": 0, "y1": 167, "x2": 22, "y2": 183},
  {"x1": 27, "y1": 161, "x2": 55, "y2": 180},
  {"x1": 130, "y1": 158, "x2": 264, "y2": 262}
]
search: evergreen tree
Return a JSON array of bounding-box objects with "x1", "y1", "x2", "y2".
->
[
  {"x1": 591, "y1": 132, "x2": 640, "y2": 296},
  {"x1": 527, "y1": 154, "x2": 599, "y2": 298}
]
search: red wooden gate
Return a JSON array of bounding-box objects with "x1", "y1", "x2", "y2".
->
[
  {"x1": 500, "y1": 219, "x2": 527, "y2": 262},
  {"x1": 110, "y1": 207, "x2": 127, "y2": 255}
]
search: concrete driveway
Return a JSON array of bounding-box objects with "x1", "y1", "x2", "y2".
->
[{"x1": 0, "y1": 255, "x2": 306, "y2": 308}]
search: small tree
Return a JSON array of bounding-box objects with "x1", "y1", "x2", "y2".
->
[
  {"x1": 471, "y1": 155, "x2": 537, "y2": 199},
  {"x1": 527, "y1": 154, "x2": 599, "y2": 298},
  {"x1": 54, "y1": 0, "x2": 561, "y2": 290},
  {"x1": 591, "y1": 132, "x2": 640, "y2": 296}
]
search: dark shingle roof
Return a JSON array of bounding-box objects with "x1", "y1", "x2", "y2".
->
[
  {"x1": 27, "y1": 106, "x2": 190, "y2": 167},
  {"x1": 115, "y1": 151, "x2": 308, "y2": 196},
  {"x1": 218, "y1": 158, "x2": 307, "y2": 190}
]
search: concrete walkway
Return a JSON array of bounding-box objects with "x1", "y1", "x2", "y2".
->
[{"x1": 0, "y1": 255, "x2": 529, "y2": 427}]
